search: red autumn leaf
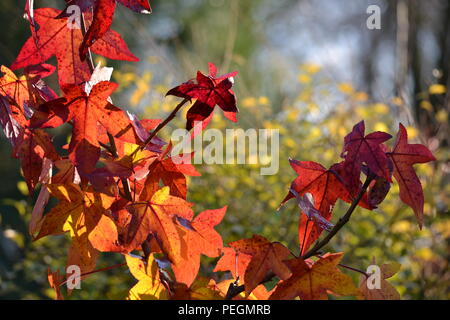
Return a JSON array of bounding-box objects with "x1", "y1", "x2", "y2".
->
[
  {"x1": 41, "y1": 81, "x2": 137, "y2": 174},
  {"x1": 63, "y1": 0, "x2": 152, "y2": 14},
  {"x1": 172, "y1": 206, "x2": 227, "y2": 286},
  {"x1": 213, "y1": 247, "x2": 252, "y2": 279},
  {"x1": 341, "y1": 120, "x2": 392, "y2": 191},
  {"x1": 367, "y1": 176, "x2": 391, "y2": 208},
  {"x1": 166, "y1": 62, "x2": 238, "y2": 130},
  {"x1": 269, "y1": 252, "x2": 359, "y2": 300},
  {"x1": 280, "y1": 159, "x2": 368, "y2": 255},
  {"x1": 116, "y1": 0, "x2": 152, "y2": 13},
  {"x1": 80, "y1": 0, "x2": 117, "y2": 60},
  {"x1": 14, "y1": 128, "x2": 59, "y2": 193},
  {"x1": 11, "y1": 8, "x2": 138, "y2": 87},
  {"x1": 387, "y1": 123, "x2": 436, "y2": 229},
  {"x1": 126, "y1": 188, "x2": 193, "y2": 264},
  {"x1": 226, "y1": 235, "x2": 292, "y2": 295},
  {"x1": 60, "y1": 0, "x2": 96, "y2": 13},
  {"x1": 60, "y1": 0, "x2": 151, "y2": 59},
  {"x1": 140, "y1": 146, "x2": 200, "y2": 200},
  {"x1": 24, "y1": 63, "x2": 56, "y2": 79},
  {"x1": 29, "y1": 97, "x2": 69, "y2": 129},
  {"x1": 64, "y1": 82, "x2": 116, "y2": 174},
  {"x1": 89, "y1": 187, "x2": 193, "y2": 262},
  {"x1": 0, "y1": 65, "x2": 52, "y2": 126},
  {"x1": 47, "y1": 268, "x2": 65, "y2": 300}
]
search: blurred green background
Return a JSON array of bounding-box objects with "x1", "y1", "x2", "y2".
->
[{"x1": 0, "y1": 0, "x2": 449, "y2": 299}]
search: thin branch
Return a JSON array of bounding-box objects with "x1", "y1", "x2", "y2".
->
[
  {"x1": 225, "y1": 272, "x2": 275, "y2": 300},
  {"x1": 130, "y1": 97, "x2": 190, "y2": 158},
  {"x1": 80, "y1": 13, "x2": 95, "y2": 73},
  {"x1": 301, "y1": 176, "x2": 373, "y2": 259},
  {"x1": 58, "y1": 262, "x2": 127, "y2": 287},
  {"x1": 338, "y1": 263, "x2": 369, "y2": 278}
]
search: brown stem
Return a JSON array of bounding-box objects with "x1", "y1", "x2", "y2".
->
[
  {"x1": 58, "y1": 262, "x2": 127, "y2": 287},
  {"x1": 301, "y1": 176, "x2": 373, "y2": 259},
  {"x1": 338, "y1": 263, "x2": 369, "y2": 278},
  {"x1": 80, "y1": 13, "x2": 95, "y2": 73},
  {"x1": 130, "y1": 98, "x2": 190, "y2": 158},
  {"x1": 225, "y1": 272, "x2": 275, "y2": 300}
]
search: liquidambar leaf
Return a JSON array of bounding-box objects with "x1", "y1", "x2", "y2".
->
[
  {"x1": 166, "y1": 62, "x2": 238, "y2": 130},
  {"x1": 126, "y1": 254, "x2": 168, "y2": 300},
  {"x1": 228, "y1": 235, "x2": 292, "y2": 295},
  {"x1": 11, "y1": 8, "x2": 138, "y2": 87},
  {"x1": 387, "y1": 124, "x2": 436, "y2": 229},
  {"x1": 172, "y1": 206, "x2": 226, "y2": 286},
  {"x1": 270, "y1": 253, "x2": 359, "y2": 300}
]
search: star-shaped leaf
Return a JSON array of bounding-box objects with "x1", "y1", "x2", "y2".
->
[
  {"x1": 167, "y1": 62, "x2": 238, "y2": 130},
  {"x1": 270, "y1": 253, "x2": 359, "y2": 300},
  {"x1": 11, "y1": 8, "x2": 138, "y2": 87},
  {"x1": 227, "y1": 235, "x2": 292, "y2": 295},
  {"x1": 387, "y1": 123, "x2": 436, "y2": 229},
  {"x1": 172, "y1": 206, "x2": 227, "y2": 286}
]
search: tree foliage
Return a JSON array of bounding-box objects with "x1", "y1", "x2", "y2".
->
[{"x1": 0, "y1": 0, "x2": 439, "y2": 300}]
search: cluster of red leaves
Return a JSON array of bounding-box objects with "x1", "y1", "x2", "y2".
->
[
  {"x1": 0, "y1": 1, "x2": 436, "y2": 300},
  {"x1": 279, "y1": 121, "x2": 436, "y2": 257}
]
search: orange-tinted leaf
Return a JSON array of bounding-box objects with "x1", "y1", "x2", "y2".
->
[
  {"x1": 213, "y1": 247, "x2": 252, "y2": 279},
  {"x1": 280, "y1": 159, "x2": 359, "y2": 254},
  {"x1": 270, "y1": 252, "x2": 359, "y2": 300},
  {"x1": 47, "y1": 268, "x2": 64, "y2": 300},
  {"x1": 36, "y1": 184, "x2": 114, "y2": 277},
  {"x1": 14, "y1": 128, "x2": 58, "y2": 193},
  {"x1": 172, "y1": 206, "x2": 226, "y2": 286},
  {"x1": 0, "y1": 65, "x2": 36, "y2": 125},
  {"x1": 140, "y1": 152, "x2": 200, "y2": 200},
  {"x1": 102, "y1": 187, "x2": 193, "y2": 257},
  {"x1": 228, "y1": 235, "x2": 292, "y2": 295}
]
